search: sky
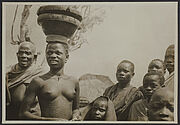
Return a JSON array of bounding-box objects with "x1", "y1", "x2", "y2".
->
[{"x1": 3, "y1": 2, "x2": 177, "y2": 87}]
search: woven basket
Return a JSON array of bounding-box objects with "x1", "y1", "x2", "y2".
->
[{"x1": 37, "y1": 5, "x2": 82, "y2": 39}]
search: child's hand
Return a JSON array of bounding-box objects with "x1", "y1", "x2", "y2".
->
[{"x1": 72, "y1": 109, "x2": 82, "y2": 121}]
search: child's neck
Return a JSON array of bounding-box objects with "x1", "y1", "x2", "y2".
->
[{"x1": 117, "y1": 81, "x2": 130, "y2": 88}]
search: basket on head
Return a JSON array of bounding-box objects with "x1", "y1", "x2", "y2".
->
[{"x1": 37, "y1": 5, "x2": 82, "y2": 44}]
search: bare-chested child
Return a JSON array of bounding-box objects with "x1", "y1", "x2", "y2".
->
[
  {"x1": 19, "y1": 42, "x2": 80, "y2": 121},
  {"x1": 148, "y1": 87, "x2": 174, "y2": 121},
  {"x1": 128, "y1": 72, "x2": 165, "y2": 121},
  {"x1": 80, "y1": 96, "x2": 116, "y2": 121}
]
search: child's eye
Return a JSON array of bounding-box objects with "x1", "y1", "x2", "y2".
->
[
  {"x1": 47, "y1": 51, "x2": 53, "y2": 55},
  {"x1": 155, "y1": 66, "x2": 159, "y2": 69},
  {"x1": 99, "y1": 109, "x2": 105, "y2": 112},
  {"x1": 168, "y1": 106, "x2": 174, "y2": 112},
  {"x1": 25, "y1": 52, "x2": 32, "y2": 55},
  {"x1": 167, "y1": 104, "x2": 174, "y2": 112},
  {"x1": 55, "y1": 51, "x2": 62, "y2": 55},
  {"x1": 117, "y1": 70, "x2": 121, "y2": 73},
  {"x1": 18, "y1": 51, "x2": 24, "y2": 55},
  {"x1": 123, "y1": 70, "x2": 129, "y2": 73},
  {"x1": 150, "y1": 83, "x2": 159, "y2": 88}
]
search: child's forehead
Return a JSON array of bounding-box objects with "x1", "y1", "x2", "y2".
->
[
  {"x1": 144, "y1": 74, "x2": 160, "y2": 81},
  {"x1": 151, "y1": 88, "x2": 174, "y2": 103},
  {"x1": 19, "y1": 47, "x2": 32, "y2": 51},
  {"x1": 166, "y1": 48, "x2": 174, "y2": 56},
  {"x1": 150, "y1": 60, "x2": 163, "y2": 65},
  {"x1": 47, "y1": 43, "x2": 64, "y2": 48},
  {"x1": 19, "y1": 45, "x2": 35, "y2": 54},
  {"x1": 151, "y1": 93, "x2": 174, "y2": 103},
  {"x1": 117, "y1": 62, "x2": 133, "y2": 69},
  {"x1": 47, "y1": 43, "x2": 66, "y2": 51}
]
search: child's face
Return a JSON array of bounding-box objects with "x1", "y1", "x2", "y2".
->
[
  {"x1": 91, "y1": 100, "x2": 108, "y2": 120},
  {"x1": 116, "y1": 62, "x2": 134, "y2": 84},
  {"x1": 148, "y1": 60, "x2": 165, "y2": 75},
  {"x1": 165, "y1": 48, "x2": 174, "y2": 74},
  {"x1": 148, "y1": 90, "x2": 174, "y2": 121},
  {"x1": 46, "y1": 43, "x2": 67, "y2": 69},
  {"x1": 143, "y1": 75, "x2": 162, "y2": 97}
]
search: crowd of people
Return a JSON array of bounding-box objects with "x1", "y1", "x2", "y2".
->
[{"x1": 5, "y1": 5, "x2": 175, "y2": 122}]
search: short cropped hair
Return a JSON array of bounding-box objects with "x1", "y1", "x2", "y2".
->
[
  {"x1": 143, "y1": 72, "x2": 165, "y2": 86},
  {"x1": 166, "y1": 44, "x2": 174, "y2": 52},
  {"x1": 46, "y1": 41, "x2": 69, "y2": 58},
  {"x1": 165, "y1": 44, "x2": 174, "y2": 57},
  {"x1": 18, "y1": 42, "x2": 36, "y2": 55},
  {"x1": 149, "y1": 59, "x2": 166, "y2": 70},
  {"x1": 117, "y1": 60, "x2": 135, "y2": 73}
]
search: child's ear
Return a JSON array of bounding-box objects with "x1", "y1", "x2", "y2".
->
[{"x1": 65, "y1": 54, "x2": 69, "y2": 63}]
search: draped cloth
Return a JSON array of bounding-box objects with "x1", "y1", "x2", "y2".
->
[
  {"x1": 79, "y1": 97, "x2": 117, "y2": 121},
  {"x1": 103, "y1": 83, "x2": 143, "y2": 121},
  {"x1": 164, "y1": 72, "x2": 174, "y2": 91},
  {"x1": 6, "y1": 63, "x2": 45, "y2": 119},
  {"x1": 6, "y1": 63, "x2": 44, "y2": 103},
  {"x1": 128, "y1": 99, "x2": 148, "y2": 121},
  {"x1": 6, "y1": 63, "x2": 44, "y2": 88}
]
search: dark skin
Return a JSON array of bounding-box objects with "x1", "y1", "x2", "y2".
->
[
  {"x1": 20, "y1": 43, "x2": 80, "y2": 121},
  {"x1": 164, "y1": 45, "x2": 174, "y2": 74},
  {"x1": 90, "y1": 100, "x2": 108, "y2": 120},
  {"x1": 148, "y1": 60, "x2": 165, "y2": 76},
  {"x1": 148, "y1": 88, "x2": 174, "y2": 121},
  {"x1": 143, "y1": 75, "x2": 162, "y2": 102},
  {"x1": 116, "y1": 62, "x2": 135, "y2": 88},
  {"x1": 7, "y1": 42, "x2": 37, "y2": 119},
  {"x1": 16, "y1": 42, "x2": 36, "y2": 70}
]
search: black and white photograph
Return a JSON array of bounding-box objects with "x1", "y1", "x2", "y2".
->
[{"x1": 2, "y1": 2, "x2": 178, "y2": 124}]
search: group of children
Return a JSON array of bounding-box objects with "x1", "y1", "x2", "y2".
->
[{"x1": 80, "y1": 44, "x2": 175, "y2": 121}]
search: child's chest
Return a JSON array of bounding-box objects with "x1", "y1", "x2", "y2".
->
[{"x1": 39, "y1": 78, "x2": 76, "y2": 101}]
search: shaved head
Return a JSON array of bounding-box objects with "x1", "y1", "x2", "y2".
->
[
  {"x1": 18, "y1": 42, "x2": 36, "y2": 55},
  {"x1": 150, "y1": 87, "x2": 173, "y2": 103},
  {"x1": 164, "y1": 44, "x2": 175, "y2": 74},
  {"x1": 165, "y1": 44, "x2": 174, "y2": 57},
  {"x1": 17, "y1": 42, "x2": 36, "y2": 69},
  {"x1": 148, "y1": 59, "x2": 166, "y2": 75},
  {"x1": 117, "y1": 60, "x2": 134, "y2": 73},
  {"x1": 148, "y1": 87, "x2": 174, "y2": 121}
]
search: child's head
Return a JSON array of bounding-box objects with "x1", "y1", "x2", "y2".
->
[
  {"x1": 164, "y1": 44, "x2": 174, "y2": 74},
  {"x1": 148, "y1": 59, "x2": 166, "y2": 75},
  {"x1": 148, "y1": 87, "x2": 174, "y2": 121},
  {"x1": 116, "y1": 60, "x2": 135, "y2": 84},
  {"x1": 143, "y1": 72, "x2": 165, "y2": 98},
  {"x1": 90, "y1": 96, "x2": 108, "y2": 120}
]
